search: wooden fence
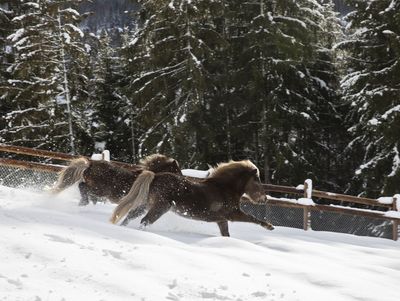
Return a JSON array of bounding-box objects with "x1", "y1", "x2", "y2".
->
[
  {"x1": 263, "y1": 182, "x2": 399, "y2": 240},
  {"x1": 0, "y1": 143, "x2": 399, "y2": 240}
]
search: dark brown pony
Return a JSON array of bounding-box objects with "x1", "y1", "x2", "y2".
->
[
  {"x1": 52, "y1": 154, "x2": 182, "y2": 209},
  {"x1": 110, "y1": 160, "x2": 274, "y2": 236}
]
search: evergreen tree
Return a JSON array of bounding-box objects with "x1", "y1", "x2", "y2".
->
[
  {"x1": 0, "y1": 1, "x2": 15, "y2": 136},
  {"x1": 119, "y1": 0, "x2": 344, "y2": 180},
  {"x1": 340, "y1": 0, "x2": 400, "y2": 197},
  {"x1": 120, "y1": 0, "x2": 227, "y2": 166},
  {"x1": 1, "y1": 0, "x2": 92, "y2": 153},
  {"x1": 89, "y1": 29, "x2": 132, "y2": 160},
  {"x1": 1, "y1": 0, "x2": 54, "y2": 149},
  {"x1": 227, "y1": 0, "x2": 343, "y2": 186},
  {"x1": 304, "y1": 1, "x2": 349, "y2": 191}
]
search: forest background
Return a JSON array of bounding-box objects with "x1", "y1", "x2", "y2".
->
[{"x1": 0, "y1": 0, "x2": 399, "y2": 198}]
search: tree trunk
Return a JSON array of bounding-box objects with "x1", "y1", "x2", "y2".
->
[
  {"x1": 130, "y1": 113, "x2": 136, "y2": 161},
  {"x1": 262, "y1": 102, "x2": 270, "y2": 183},
  {"x1": 58, "y1": 12, "x2": 75, "y2": 154}
]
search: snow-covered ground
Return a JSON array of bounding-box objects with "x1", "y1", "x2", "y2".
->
[{"x1": 0, "y1": 185, "x2": 399, "y2": 301}]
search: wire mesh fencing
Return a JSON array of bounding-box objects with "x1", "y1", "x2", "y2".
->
[
  {"x1": 241, "y1": 202, "x2": 394, "y2": 239},
  {"x1": 0, "y1": 162, "x2": 396, "y2": 240},
  {"x1": 241, "y1": 202, "x2": 304, "y2": 229},
  {"x1": 309, "y1": 210, "x2": 393, "y2": 239},
  {"x1": 0, "y1": 164, "x2": 58, "y2": 191}
]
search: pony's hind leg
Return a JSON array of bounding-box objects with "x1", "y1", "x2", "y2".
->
[
  {"x1": 140, "y1": 202, "x2": 171, "y2": 228},
  {"x1": 121, "y1": 205, "x2": 146, "y2": 226},
  {"x1": 78, "y1": 182, "x2": 90, "y2": 206},
  {"x1": 217, "y1": 221, "x2": 230, "y2": 237}
]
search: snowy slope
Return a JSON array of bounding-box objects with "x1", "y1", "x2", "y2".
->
[{"x1": 0, "y1": 186, "x2": 399, "y2": 301}]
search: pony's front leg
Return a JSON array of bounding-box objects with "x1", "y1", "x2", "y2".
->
[
  {"x1": 78, "y1": 182, "x2": 89, "y2": 206},
  {"x1": 121, "y1": 205, "x2": 146, "y2": 226},
  {"x1": 140, "y1": 202, "x2": 171, "y2": 228},
  {"x1": 217, "y1": 221, "x2": 230, "y2": 237},
  {"x1": 229, "y1": 210, "x2": 274, "y2": 231}
]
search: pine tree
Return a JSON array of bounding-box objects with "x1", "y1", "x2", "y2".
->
[
  {"x1": 1, "y1": 0, "x2": 55, "y2": 149},
  {"x1": 118, "y1": 0, "x2": 345, "y2": 179},
  {"x1": 341, "y1": 0, "x2": 400, "y2": 196},
  {"x1": 1, "y1": 0, "x2": 92, "y2": 153},
  {"x1": 227, "y1": 0, "x2": 343, "y2": 186},
  {"x1": 304, "y1": 1, "x2": 349, "y2": 191},
  {"x1": 89, "y1": 29, "x2": 132, "y2": 160},
  {"x1": 0, "y1": 1, "x2": 15, "y2": 136},
  {"x1": 120, "y1": 0, "x2": 227, "y2": 166}
]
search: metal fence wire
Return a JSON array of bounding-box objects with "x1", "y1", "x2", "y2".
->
[
  {"x1": 0, "y1": 163, "x2": 394, "y2": 239},
  {"x1": 0, "y1": 164, "x2": 58, "y2": 191},
  {"x1": 241, "y1": 203, "x2": 393, "y2": 239}
]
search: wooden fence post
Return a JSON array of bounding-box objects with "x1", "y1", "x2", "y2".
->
[
  {"x1": 303, "y1": 179, "x2": 312, "y2": 231},
  {"x1": 392, "y1": 195, "x2": 399, "y2": 241}
]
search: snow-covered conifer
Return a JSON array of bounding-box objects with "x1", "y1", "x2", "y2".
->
[
  {"x1": 120, "y1": 0, "x2": 227, "y2": 166},
  {"x1": 88, "y1": 29, "x2": 133, "y2": 160},
  {"x1": 228, "y1": 0, "x2": 343, "y2": 186},
  {"x1": 2, "y1": 0, "x2": 92, "y2": 153},
  {"x1": 341, "y1": 0, "x2": 400, "y2": 196}
]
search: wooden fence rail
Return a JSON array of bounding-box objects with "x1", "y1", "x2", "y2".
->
[
  {"x1": 0, "y1": 158, "x2": 63, "y2": 173},
  {"x1": 0, "y1": 144, "x2": 133, "y2": 169},
  {"x1": 0, "y1": 144, "x2": 80, "y2": 161},
  {"x1": 263, "y1": 183, "x2": 393, "y2": 209},
  {"x1": 0, "y1": 144, "x2": 399, "y2": 240}
]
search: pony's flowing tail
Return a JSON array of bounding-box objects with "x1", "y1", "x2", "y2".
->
[
  {"x1": 51, "y1": 158, "x2": 90, "y2": 194},
  {"x1": 110, "y1": 170, "x2": 155, "y2": 224}
]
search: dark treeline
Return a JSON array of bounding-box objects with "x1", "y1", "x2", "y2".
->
[
  {"x1": 0, "y1": 0, "x2": 399, "y2": 198},
  {"x1": 80, "y1": 0, "x2": 139, "y2": 33}
]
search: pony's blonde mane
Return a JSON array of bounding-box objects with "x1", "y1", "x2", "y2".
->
[
  {"x1": 209, "y1": 160, "x2": 259, "y2": 178},
  {"x1": 139, "y1": 154, "x2": 174, "y2": 167}
]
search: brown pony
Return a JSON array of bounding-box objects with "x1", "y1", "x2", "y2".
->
[
  {"x1": 110, "y1": 160, "x2": 274, "y2": 236},
  {"x1": 52, "y1": 154, "x2": 182, "y2": 209}
]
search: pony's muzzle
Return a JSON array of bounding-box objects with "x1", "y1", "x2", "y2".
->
[{"x1": 242, "y1": 193, "x2": 266, "y2": 204}]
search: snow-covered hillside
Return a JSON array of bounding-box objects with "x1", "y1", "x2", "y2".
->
[{"x1": 0, "y1": 185, "x2": 399, "y2": 301}]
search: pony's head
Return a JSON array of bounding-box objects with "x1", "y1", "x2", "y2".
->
[
  {"x1": 139, "y1": 154, "x2": 182, "y2": 175},
  {"x1": 210, "y1": 160, "x2": 266, "y2": 203}
]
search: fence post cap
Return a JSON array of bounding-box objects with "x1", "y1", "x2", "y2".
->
[
  {"x1": 304, "y1": 179, "x2": 313, "y2": 199},
  {"x1": 393, "y1": 194, "x2": 400, "y2": 211},
  {"x1": 102, "y1": 150, "x2": 110, "y2": 161}
]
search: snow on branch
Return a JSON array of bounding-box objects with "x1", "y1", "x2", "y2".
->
[
  {"x1": 66, "y1": 24, "x2": 84, "y2": 38},
  {"x1": 381, "y1": 105, "x2": 400, "y2": 120},
  {"x1": 60, "y1": 8, "x2": 80, "y2": 17},
  {"x1": 388, "y1": 146, "x2": 400, "y2": 177},
  {"x1": 274, "y1": 16, "x2": 307, "y2": 29},
  {"x1": 7, "y1": 28, "x2": 25, "y2": 42},
  {"x1": 24, "y1": 2, "x2": 39, "y2": 9},
  {"x1": 355, "y1": 152, "x2": 391, "y2": 176},
  {"x1": 340, "y1": 71, "x2": 367, "y2": 90},
  {"x1": 5, "y1": 107, "x2": 47, "y2": 117}
]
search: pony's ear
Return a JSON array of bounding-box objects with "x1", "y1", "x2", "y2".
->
[{"x1": 173, "y1": 160, "x2": 180, "y2": 168}]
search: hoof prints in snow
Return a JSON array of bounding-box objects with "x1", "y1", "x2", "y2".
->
[
  {"x1": 44, "y1": 234, "x2": 74, "y2": 244},
  {"x1": 0, "y1": 274, "x2": 23, "y2": 289},
  {"x1": 102, "y1": 249, "x2": 123, "y2": 260}
]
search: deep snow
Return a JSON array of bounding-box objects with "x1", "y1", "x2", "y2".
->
[{"x1": 0, "y1": 185, "x2": 399, "y2": 301}]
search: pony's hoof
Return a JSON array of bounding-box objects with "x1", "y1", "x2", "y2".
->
[
  {"x1": 265, "y1": 224, "x2": 274, "y2": 231},
  {"x1": 78, "y1": 201, "x2": 89, "y2": 206},
  {"x1": 138, "y1": 223, "x2": 147, "y2": 231},
  {"x1": 120, "y1": 219, "x2": 129, "y2": 226}
]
